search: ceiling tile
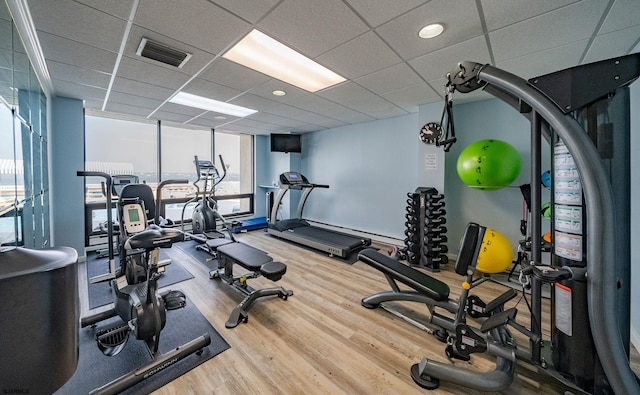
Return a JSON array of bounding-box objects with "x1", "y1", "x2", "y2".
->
[
  {"x1": 481, "y1": 0, "x2": 577, "y2": 31},
  {"x1": 344, "y1": 0, "x2": 425, "y2": 28},
  {"x1": 47, "y1": 60, "x2": 111, "y2": 88},
  {"x1": 382, "y1": 83, "x2": 441, "y2": 112},
  {"x1": 117, "y1": 56, "x2": 191, "y2": 90},
  {"x1": 37, "y1": 31, "x2": 118, "y2": 74},
  {"x1": 108, "y1": 91, "x2": 164, "y2": 109},
  {"x1": 583, "y1": 26, "x2": 640, "y2": 64},
  {"x1": 497, "y1": 40, "x2": 588, "y2": 79},
  {"x1": 159, "y1": 102, "x2": 208, "y2": 117},
  {"x1": 366, "y1": 106, "x2": 409, "y2": 120},
  {"x1": 376, "y1": 0, "x2": 484, "y2": 61},
  {"x1": 210, "y1": 0, "x2": 280, "y2": 23},
  {"x1": 248, "y1": 79, "x2": 308, "y2": 104},
  {"x1": 489, "y1": 0, "x2": 608, "y2": 62},
  {"x1": 599, "y1": 0, "x2": 640, "y2": 34},
  {"x1": 110, "y1": 76, "x2": 175, "y2": 100},
  {"x1": 409, "y1": 36, "x2": 491, "y2": 82},
  {"x1": 199, "y1": 58, "x2": 270, "y2": 91},
  {"x1": 134, "y1": 0, "x2": 250, "y2": 54},
  {"x1": 151, "y1": 110, "x2": 195, "y2": 123},
  {"x1": 75, "y1": 0, "x2": 135, "y2": 20},
  {"x1": 317, "y1": 32, "x2": 402, "y2": 79},
  {"x1": 105, "y1": 101, "x2": 154, "y2": 118},
  {"x1": 318, "y1": 81, "x2": 393, "y2": 113},
  {"x1": 356, "y1": 62, "x2": 425, "y2": 95},
  {"x1": 228, "y1": 92, "x2": 281, "y2": 112},
  {"x1": 257, "y1": 0, "x2": 369, "y2": 57},
  {"x1": 29, "y1": 0, "x2": 127, "y2": 52},
  {"x1": 53, "y1": 79, "x2": 107, "y2": 101},
  {"x1": 182, "y1": 78, "x2": 243, "y2": 102}
]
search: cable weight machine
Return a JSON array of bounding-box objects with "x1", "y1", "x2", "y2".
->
[{"x1": 412, "y1": 54, "x2": 640, "y2": 394}]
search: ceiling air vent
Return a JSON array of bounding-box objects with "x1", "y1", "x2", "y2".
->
[{"x1": 136, "y1": 38, "x2": 192, "y2": 68}]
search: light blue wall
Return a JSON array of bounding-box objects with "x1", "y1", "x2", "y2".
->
[
  {"x1": 444, "y1": 98, "x2": 551, "y2": 252},
  {"x1": 260, "y1": 146, "x2": 303, "y2": 220},
  {"x1": 299, "y1": 113, "x2": 422, "y2": 239},
  {"x1": 50, "y1": 96, "x2": 85, "y2": 254}
]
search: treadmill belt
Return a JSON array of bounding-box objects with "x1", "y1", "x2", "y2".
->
[{"x1": 292, "y1": 225, "x2": 366, "y2": 250}]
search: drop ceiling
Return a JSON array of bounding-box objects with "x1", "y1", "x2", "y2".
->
[{"x1": 17, "y1": 0, "x2": 640, "y2": 134}]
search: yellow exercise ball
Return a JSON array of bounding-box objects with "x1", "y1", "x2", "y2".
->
[{"x1": 475, "y1": 228, "x2": 513, "y2": 274}]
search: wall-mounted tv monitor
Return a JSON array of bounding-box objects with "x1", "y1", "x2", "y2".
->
[{"x1": 270, "y1": 133, "x2": 301, "y2": 153}]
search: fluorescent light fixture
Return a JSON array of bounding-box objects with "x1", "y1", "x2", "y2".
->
[
  {"x1": 169, "y1": 92, "x2": 257, "y2": 117},
  {"x1": 419, "y1": 23, "x2": 444, "y2": 39},
  {"x1": 223, "y1": 29, "x2": 346, "y2": 92}
]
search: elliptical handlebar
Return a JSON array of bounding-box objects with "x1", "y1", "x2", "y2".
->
[{"x1": 155, "y1": 179, "x2": 189, "y2": 224}]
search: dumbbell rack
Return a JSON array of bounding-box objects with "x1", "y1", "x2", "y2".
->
[{"x1": 403, "y1": 187, "x2": 448, "y2": 272}]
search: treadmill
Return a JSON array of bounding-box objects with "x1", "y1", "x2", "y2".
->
[{"x1": 267, "y1": 172, "x2": 371, "y2": 258}]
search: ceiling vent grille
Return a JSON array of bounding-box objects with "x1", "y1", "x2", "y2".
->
[{"x1": 136, "y1": 38, "x2": 192, "y2": 68}]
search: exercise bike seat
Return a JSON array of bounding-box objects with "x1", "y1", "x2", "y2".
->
[{"x1": 125, "y1": 225, "x2": 184, "y2": 250}]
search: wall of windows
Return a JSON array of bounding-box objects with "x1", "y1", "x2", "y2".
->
[
  {"x1": 83, "y1": 115, "x2": 254, "y2": 242},
  {"x1": 0, "y1": 2, "x2": 49, "y2": 248}
]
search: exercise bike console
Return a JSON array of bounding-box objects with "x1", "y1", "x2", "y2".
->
[{"x1": 122, "y1": 203, "x2": 146, "y2": 234}]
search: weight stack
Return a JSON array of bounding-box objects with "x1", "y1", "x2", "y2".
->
[{"x1": 403, "y1": 187, "x2": 448, "y2": 272}]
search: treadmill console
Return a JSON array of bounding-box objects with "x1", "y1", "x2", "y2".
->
[{"x1": 279, "y1": 172, "x2": 309, "y2": 186}]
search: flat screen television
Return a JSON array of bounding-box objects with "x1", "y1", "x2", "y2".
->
[{"x1": 270, "y1": 134, "x2": 301, "y2": 153}]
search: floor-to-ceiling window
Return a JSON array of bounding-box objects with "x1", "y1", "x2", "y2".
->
[
  {"x1": 83, "y1": 114, "x2": 254, "y2": 246},
  {"x1": 0, "y1": 2, "x2": 49, "y2": 248}
]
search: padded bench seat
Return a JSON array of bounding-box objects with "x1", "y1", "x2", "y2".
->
[
  {"x1": 217, "y1": 242, "x2": 273, "y2": 270},
  {"x1": 210, "y1": 241, "x2": 293, "y2": 328},
  {"x1": 205, "y1": 237, "x2": 234, "y2": 250},
  {"x1": 358, "y1": 248, "x2": 450, "y2": 302}
]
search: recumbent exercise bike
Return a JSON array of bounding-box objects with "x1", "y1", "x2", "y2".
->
[{"x1": 80, "y1": 201, "x2": 211, "y2": 394}]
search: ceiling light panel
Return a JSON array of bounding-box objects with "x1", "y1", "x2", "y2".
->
[
  {"x1": 169, "y1": 92, "x2": 257, "y2": 117},
  {"x1": 223, "y1": 29, "x2": 346, "y2": 92}
]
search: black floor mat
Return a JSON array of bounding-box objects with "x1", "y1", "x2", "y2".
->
[
  {"x1": 173, "y1": 239, "x2": 219, "y2": 271},
  {"x1": 86, "y1": 249, "x2": 194, "y2": 309},
  {"x1": 56, "y1": 295, "x2": 229, "y2": 395}
]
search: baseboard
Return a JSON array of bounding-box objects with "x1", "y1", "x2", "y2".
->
[{"x1": 305, "y1": 220, "x2": 404, "y2": 246}]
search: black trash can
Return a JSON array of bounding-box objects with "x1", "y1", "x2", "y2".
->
[{"x1": 0, "y1": 246, "x2": 79, "y2": 394}]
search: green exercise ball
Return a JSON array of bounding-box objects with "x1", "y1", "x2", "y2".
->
[{"x1": 456, "y1": 139, "x2": 521, "y2": 191}]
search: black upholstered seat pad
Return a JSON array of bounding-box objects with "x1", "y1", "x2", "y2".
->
[
  {"x1": 217, "y1": 242, "x2": 272, "y2": 270},
  {"x1": 358, "y1": 249, "x2": 450, "y2": 301}
]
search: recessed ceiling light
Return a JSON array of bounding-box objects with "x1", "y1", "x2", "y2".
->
[
  {"x1": 223, "y1": 29, "x2": 345, "y2": 92},
  {"x1": 272, "y1": 90, "x2": 286, "y2": 96},
  {"x1": 214, "y1": 116, "x2": 226, "y2": 120},
  {"x1": 169, "y1": 92, "x2": 257, "y2": 117},
  {"x1": 418, "y1": 23, "x2": 444, "y2": 39}
]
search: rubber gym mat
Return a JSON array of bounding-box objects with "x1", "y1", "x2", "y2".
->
[
  {"x1": 55, "y1": 294, "x2": 230, "y2": 395},
  {"x1": 86, "y1": 248, "x2": 194, "y2": 309},
  {"x1": 174, "y1": 239, "x2": 220, "y2": 271}
]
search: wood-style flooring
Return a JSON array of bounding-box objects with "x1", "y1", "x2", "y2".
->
[{"x1": 77, "y1": 230, "x2": 638, "y2": 394}]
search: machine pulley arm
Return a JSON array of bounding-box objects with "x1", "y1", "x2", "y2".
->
[{"x1": 432, "y1": 62, "x2": 487, "y2": 152}]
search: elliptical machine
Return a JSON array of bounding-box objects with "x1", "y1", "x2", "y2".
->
[
  {"x1": 182, "y1": 155, "x2": 228, "y2": 244},
  {"x1": 80, "y1": 212, "x2": 211, "y2": 394}
]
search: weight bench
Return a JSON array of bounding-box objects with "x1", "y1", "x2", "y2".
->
[
  {"x1": 358, "y1": 248, "x2": 451, "y2": 308},
  {"x1": 210, "y1": 242, "x2": 293, "y2": 328}
]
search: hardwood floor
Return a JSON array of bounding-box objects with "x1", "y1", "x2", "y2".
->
[{"x1": 77, "y1": 230, "x2": 636, "y2": 394}]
